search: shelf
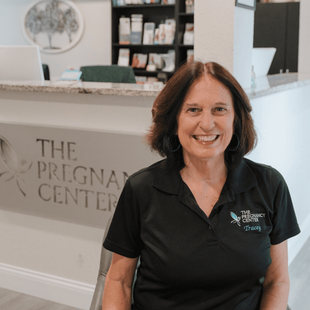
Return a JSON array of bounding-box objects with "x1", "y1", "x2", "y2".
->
[
  {"x1": 133, "y1": 69, "x2": 174, "y2": 76},
  {"x1": 113, "y1": 43, "x2": 175, "y2": 48},
  {"x1": 179, "y1": 13, "x2": 194, "y2": 16},
  {"x1": 112, "y1": 4, "x2": 174, "y2": 9},
  {"x1": 178, "y1": 44, "x2": 194, "y2": 48}
]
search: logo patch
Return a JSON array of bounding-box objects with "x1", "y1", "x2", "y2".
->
[{"x1": 230, "y1": 210, "x2": 266, "y2": 232}]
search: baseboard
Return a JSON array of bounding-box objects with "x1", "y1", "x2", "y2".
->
[
  {"x1": 288, "y1": 211, "x2": 310, "y2": 265},
  {"x1": 0, "y1": 262, "x2": 95, "y2": 310}
]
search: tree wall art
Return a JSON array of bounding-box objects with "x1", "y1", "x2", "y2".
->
[{"x1": 23, "y1": 0, "x2": 84, "y2": 53}]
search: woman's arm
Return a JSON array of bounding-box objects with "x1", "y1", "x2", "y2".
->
[
  {"x1": 260, "y1": 240, "x2": 290, "y2": 310},
  {"x1": 102, "y1": 253, "x2": 139, "y2": 310}
]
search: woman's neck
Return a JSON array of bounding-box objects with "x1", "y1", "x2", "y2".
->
[{"x1": 180, "y1": 155, "x2": 228, "y2": 186}]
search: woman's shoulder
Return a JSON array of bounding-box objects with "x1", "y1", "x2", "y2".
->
[
  {"x1": 243, "y1": 158, "x2": 286, "y2": 185},
  {"x1": 127, "y1": 159, "x2": 166, "y2": 188}
]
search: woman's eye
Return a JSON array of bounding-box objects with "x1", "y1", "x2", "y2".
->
[
  {"x1": 215, "y1": 107, "x2": 226, "y2": 112},
  {"x1": 187, "y1": 108, "x2": 199, "y2": 113}
]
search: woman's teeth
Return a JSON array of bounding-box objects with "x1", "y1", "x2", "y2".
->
[{"x1": 194, "y1": 135, "x2": 218, "y2": 142}]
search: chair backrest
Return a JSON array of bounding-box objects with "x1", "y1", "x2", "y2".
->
[
  {"x1": 80, "y1": 65, "x2": 136, "y2": 83},
  {"x1": 89, "y1": 216, "x2": 113, "y2": 310},
  {"x1": 42, "y1": 64, "x2": 50, "y2": 80}
]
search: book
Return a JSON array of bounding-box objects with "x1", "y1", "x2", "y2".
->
[
  {"x1": 158, "y1": 24, "x2": 166, "y2": 44},
  {"x1": 135, "y1": 76, "x2": 147, "y2": 84},
  {"x1": 131, "y1": 14, "x2": 143, "y2": 44},
  {"x1": 131, "y1": 53, "x2": 148, "y2": 68},
  {"x1": 154, "y1": 28, "x2": 160, "y2": 44},
  {"x1": 185, "y1": 0, "x2": 194, "y2": 13},
  {"x1": 144, "y1": 0, "x2": 161, "y2": 3},
  {"x1": 165, "y1": 19, "x2": 175, "y2": 44},
  {"x1": 148, "y1": 53, "x2": 163, "y2": 70},
  {"x1": 143, "y1": 22, "x2": 156, "y2": 45},
  {"x1": 119, "y1": 17, "x2": 130, "y2": 44},
  {"x1": 183, "y1": 23, "x2": 194, "y2": 45},
  {"x1": 118, "y1": 48, "x2": 130, "y2": 66},
  {"x1": 161, "y1": 0, "x2": 175, "y2": 4}
]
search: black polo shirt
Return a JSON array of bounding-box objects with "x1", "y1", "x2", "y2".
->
[{"x1": 103, "y1": 158, "x2": 300, "y2": 310}]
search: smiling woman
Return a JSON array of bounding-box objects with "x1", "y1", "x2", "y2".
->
[{"x1": 102, "y1": 61, "x2": 300, "y2": 310}]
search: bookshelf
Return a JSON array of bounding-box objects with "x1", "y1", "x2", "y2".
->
[{"x1": 111, "y1": 0, "x2": 194, "y2": 81}]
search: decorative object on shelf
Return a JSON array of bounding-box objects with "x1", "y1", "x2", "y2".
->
[
  {"x1": 185, "y1": 0, "x2": 194, "y2": 13},
  {"x1": 23, "y1": 0, "x2": 84, "y2": 54},
  {"x1": 118, "y1": 48, "x2": 130, "y2": 66},
  {"x1": 119, "y1": 16, "x2": 131, "y2": 44},
  {"x1": 235, "y1": 0, "x2": 256, "y2": 11},
  {"x1": 183, "y1": 23, "x2": 194, "y2": 45}
]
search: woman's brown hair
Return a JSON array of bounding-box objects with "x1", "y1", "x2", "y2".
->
[{"x1": 146, "y1": 61, "x2": 257, "y2": 170}]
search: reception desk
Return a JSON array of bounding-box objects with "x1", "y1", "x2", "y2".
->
[{"x1": 1, "y1": 74, "x2": 310, "y2": 309}]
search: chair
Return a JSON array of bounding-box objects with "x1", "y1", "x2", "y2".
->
[
  {"x1": 89, "y1": 215, "x2": 113, "y2": 310},
  {"x1": 89, "y1": 216, "x2": 293, "y2": 310},
  {"x1": 42, "y1": 64, "x2": 50, "y2": 80},
  {"x1": 80, "y1": 65, "x2": 136, "y2": 84}
]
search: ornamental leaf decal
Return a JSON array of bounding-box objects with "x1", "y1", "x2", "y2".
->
[{"x1": 0, "y1": 136, "x2": 32, "y2": 196}]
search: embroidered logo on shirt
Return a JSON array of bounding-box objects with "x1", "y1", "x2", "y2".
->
[
  {"x1": 230, "y1": 212, "x2": 241, "y2": 226},
  {"x1": 230, "y1": 210, "x2": 266, "y2": 232}
]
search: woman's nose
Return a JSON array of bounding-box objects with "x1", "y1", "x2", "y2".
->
[{"x1": 199, "y1": 111, "x2": 215, "y2": 131}]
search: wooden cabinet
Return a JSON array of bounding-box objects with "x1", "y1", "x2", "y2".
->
[
  {"x1": 111, "y1": 0, "x2": 194, "y2": 80},
  {"x1": 254, "y1": 2, "x2": 300, "y2": 74}
]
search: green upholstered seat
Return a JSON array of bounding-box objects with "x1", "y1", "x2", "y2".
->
[{"x1": 80, "y1": 65, "x2": 136, "y2": 83}]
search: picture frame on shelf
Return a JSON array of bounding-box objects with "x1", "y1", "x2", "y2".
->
[{"x1": 235, "y1": 0, "x2": 256, "y2": 11}]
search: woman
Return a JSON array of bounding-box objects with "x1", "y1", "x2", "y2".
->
[{"x1": 102, "y1": 61, "x2": 300, "y2": 310}]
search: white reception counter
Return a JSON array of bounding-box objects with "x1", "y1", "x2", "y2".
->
[{"x1": 0, "y1": 73, "x2": 310, "y2": 309}]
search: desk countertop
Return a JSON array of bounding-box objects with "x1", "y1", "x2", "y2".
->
[{"x1": 1, "y1": 73, "x2": 310, "y2": 99}]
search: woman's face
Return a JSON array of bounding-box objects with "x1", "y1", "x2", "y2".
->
[{"x1": 177, "y1": 75, "x2": 235, "y2": 165}]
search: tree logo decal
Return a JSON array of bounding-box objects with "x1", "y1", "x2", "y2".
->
[
  {"x1": 23, "y1": 0, "x2": 84, "y2": 54},
  {"x1": 0, "y1": 136, "x2": 32, "y2": 197}
]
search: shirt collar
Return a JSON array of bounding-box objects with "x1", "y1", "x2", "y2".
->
[{"x1": 152, "y1": 158, "x2": 258, "y2": 195}]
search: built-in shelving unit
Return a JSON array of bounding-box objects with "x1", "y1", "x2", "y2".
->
[{"x1": 111, "y1": 0, "x2": 194, "y2": 80}]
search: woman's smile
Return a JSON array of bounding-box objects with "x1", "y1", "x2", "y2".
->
[{"x1": 193, "y1": 135, "x2": 219, "y2": 142}]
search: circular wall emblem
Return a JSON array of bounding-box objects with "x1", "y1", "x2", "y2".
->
[{"x1": 23, "y1": 0, "x2": 84, "y2": 54}]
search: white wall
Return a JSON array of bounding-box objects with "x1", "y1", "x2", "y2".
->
[
  {"x1": 247, "y1": 84, "x2": 310, "y2": 264},
  {"x1": 233, "y1": 7, "x2": 254, "y2": 89},
  {"x1": 298, "y1": 0, "x2": 310, "y2": 73},
  {"x1": 194, "y1": 0, "x2": 235, "y2": 72},
  {"x1": 194, "y1": 1, "x2": 254, "y2": 89},
  {"x1": 0, "y1": 0, "x2": 111, "y2": 80}
]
